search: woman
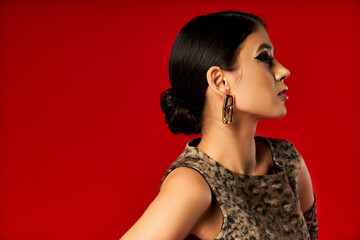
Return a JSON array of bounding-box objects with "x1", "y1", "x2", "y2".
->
[{"x1": 121, "y1": 10, "x2": 318, "y2": 240}]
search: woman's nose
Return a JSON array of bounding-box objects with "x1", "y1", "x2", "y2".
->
[{"x1": 274, "y1": 60, "x2": 290, "y2": 82}]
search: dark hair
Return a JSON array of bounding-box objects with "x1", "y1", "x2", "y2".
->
[{"x1": 160, "y1": 10, "x2": 266, "y2": 135}]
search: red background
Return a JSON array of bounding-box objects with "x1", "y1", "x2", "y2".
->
[{"x1": 1, "y1": 0, "x2": 359, "y2": 239}]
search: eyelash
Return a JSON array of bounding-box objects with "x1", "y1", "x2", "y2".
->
[{"x1": 256, "y1": 51, "x2": 274, "y2": 66}]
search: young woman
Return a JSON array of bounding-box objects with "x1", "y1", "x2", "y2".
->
[{"x1": 120, "y1": 10, "x2": 318, "y2": 240}]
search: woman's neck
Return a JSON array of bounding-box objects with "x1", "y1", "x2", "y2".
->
[{"x1": 196, "y1": 116, "x2": 269, "y2": 175}]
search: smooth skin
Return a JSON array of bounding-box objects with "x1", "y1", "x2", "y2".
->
[{"x1": 120, "y1": 25, "x2": 315, "y2": 240}]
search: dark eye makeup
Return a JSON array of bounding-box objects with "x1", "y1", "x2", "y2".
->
[{"x1": 255, "y1": 51, "x2": 274, "y2": 66}]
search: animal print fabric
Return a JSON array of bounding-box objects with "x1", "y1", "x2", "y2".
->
[
  {"x1": 303, "y1": 193, "x2": 319, "y2": 240},
  {"x1": 160, "y1": 136, "x2": 318, "y2": 240}
]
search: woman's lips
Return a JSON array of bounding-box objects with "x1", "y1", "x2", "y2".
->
[
  {"x1": 278, "y1": 92, "x2": 289, "y2": 101},
  {"x1": 277, "y1": 86, "x2": 288, "y2": 95},
  {"x1": 277, "y1": 86, "x2": 288, "y2": 101}
]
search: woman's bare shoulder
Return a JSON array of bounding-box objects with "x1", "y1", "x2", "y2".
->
[
  {"x1": 120, "y1": 167, "x2": 212, "y2": 240},
  {"x1": 161, "y1": 167, "x2": 212, "y2": 195}
]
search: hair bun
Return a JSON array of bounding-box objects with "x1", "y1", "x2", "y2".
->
[{"x1": 160, "y1": 88, "x2": 201, "y2": 135}]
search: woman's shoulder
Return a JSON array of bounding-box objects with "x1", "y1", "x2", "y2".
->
[
  {"x1": 265, "y1": 135, "x2": 297, "y2": 149},
  {"x1": 265, "y1": 136, "x2": 301, "y2": 163},
  {"x1": 121, "y1": 167, "x2": 213, "y2": 240},
  {"x1": 160, "y1": 144, "x2": 216, "y2": 190},
  {"x1": 159, "y1": 167, "x2": 214, "y2": 234},
  {"x1": 159, "y1": 164, "x2": 214, "y2": 212},
  {"x1": 161, "y1": 166, "x2": 212, "y2": 203},
  {"x1": 264, "y1": 136, "x2": 302, "y2": 178}
]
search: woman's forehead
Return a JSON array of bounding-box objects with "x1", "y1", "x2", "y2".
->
[{"x1": 242, "y1": 27, "x2": 274, "y2": 55}]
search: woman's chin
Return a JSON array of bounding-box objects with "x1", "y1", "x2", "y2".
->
[
  {"x1": 278, "y1": 107, "x2": 287, "y2": 118},
  {"x1": 266, "y1": 107, "x2": 287, "y2": 119}
]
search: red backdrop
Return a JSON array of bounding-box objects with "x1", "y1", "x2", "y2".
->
[{"x1": 1, "y1": 0, "x2": 359, "y2": 239}]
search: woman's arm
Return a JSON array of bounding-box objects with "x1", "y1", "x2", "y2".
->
[
  {"x1": 120, "y1": 167, "x2": 213, "y2": 240},
  {"x1": 297, "y1": 151, "x2": 315, "y2": 213}
]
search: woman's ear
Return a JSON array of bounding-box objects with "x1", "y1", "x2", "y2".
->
[{"x1": 206, "y1": 66, "x2": 228, "y2": 98}]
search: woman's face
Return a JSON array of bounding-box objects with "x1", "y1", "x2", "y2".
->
[{"x1": 225, "y1": 25, "x2": 291, "y2": 120}]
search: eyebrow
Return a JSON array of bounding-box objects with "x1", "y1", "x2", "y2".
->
[{"x1": 257, "y1": 43, "x2": 275, "y2": 54}]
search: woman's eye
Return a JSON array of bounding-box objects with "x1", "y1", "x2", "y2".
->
[{"x1": 255, "y1": 51, "x2": 274, "y2": 65}]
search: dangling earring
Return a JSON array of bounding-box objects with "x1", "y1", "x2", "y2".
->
[{"x1": 222, "y1": 93, "x2": 235, "y2": 124}]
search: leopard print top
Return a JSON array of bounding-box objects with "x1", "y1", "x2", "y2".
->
[{"x1": 160, "y1": 136, "x2": 318, "y2": 240}]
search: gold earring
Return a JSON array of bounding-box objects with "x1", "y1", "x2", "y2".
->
[{"x1": 222, "y1": 94, "x2": 235, "y2": 124}]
